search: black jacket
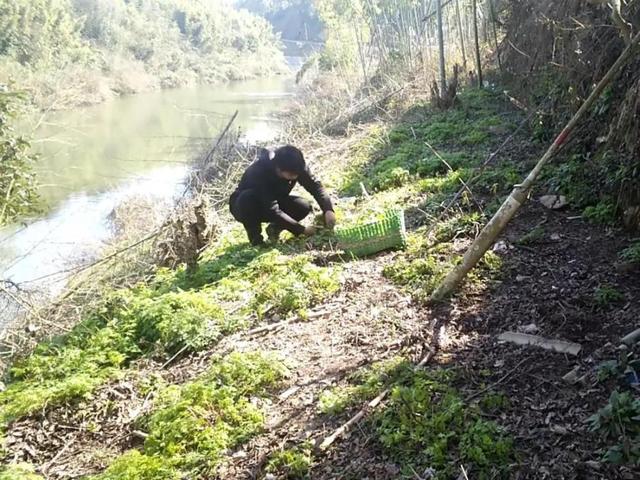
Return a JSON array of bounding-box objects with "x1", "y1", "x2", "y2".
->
[{"x1": 230, "y1": 150, "x2": 333, "y2": 234}]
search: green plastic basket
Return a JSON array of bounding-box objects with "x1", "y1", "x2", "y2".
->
[{"x1": 336, "y1": 209, "x2": 407, "y2": 257}]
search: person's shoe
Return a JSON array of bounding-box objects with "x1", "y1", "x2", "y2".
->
[
  {"x1": 266, "y1": 223, "x2": 281, "y2": 243},
  {"x1": 249, "y1": 235, "x2": 265, "y2": 247}
]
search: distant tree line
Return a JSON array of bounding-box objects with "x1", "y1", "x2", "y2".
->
[{"x1": 0, "y1": 0, "x2": 286, "y2": 109}]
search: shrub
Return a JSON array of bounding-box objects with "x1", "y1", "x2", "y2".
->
[{"x1": 588, "y1": 390, "x2": 640, "y2": 464}]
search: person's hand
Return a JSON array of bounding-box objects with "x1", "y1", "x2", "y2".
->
[
  {"x1": 303, "y1": 225, "x2": 317, "y2": 237},
  {"x1": 324, "y1": 210, "x2": 337, "y2": 229}
]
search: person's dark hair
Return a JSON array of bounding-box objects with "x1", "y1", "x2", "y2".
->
[{"x1": 273, "y1": 145, "x2": 305, "y2": 174}]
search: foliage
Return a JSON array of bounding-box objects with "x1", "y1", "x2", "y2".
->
[
  {"x1": 0, "y1": 91, "x2": 39, "y2": 225},
  {"x1": 342, "y1": 89, "x2": 515, "y2": 195},
  {"x1": 583, "y1": 201, "x2": 617, "y2": 225},
  {"x1": 373, "y1": 368, "x2": 513, "y2": 479},
  {"x1": 266, "y1": 444, "x2": 313, "y2": 479},
  {"x1": 0, "y1": 0, "x2": 90, "y2": 67},
  {"x1": 0, "y1": 462, "x2": 45, "y2": 480},
  {"x1": 593, "y1": 284, "x2": 624, "y2": 307},
  {"x1": 619, "y1": 241, "x2": 640, "y2": 263},
  {"x1": 0, "y1": 245, "x2": 337, "y2": 429},
  {"x1": 588, "y1": 390, "x2": 640, "y2": 465},
  {"x1": 318, "y1": 357, "x2": 413, "y2": 415},
  {"x1": 95, "y1": 352, "x2": 287, "y2": 479},
  {"x1": 596, "y1": 350, "x2": 640, "y2": 383},
  {"x1": 0, "y1": 0, "x2": 285, "y2": 108}
]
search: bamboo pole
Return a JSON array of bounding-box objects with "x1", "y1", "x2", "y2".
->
[
  {"x1": 472, "y1": 0, "x2": 483, "y2": 87},
  {"x1": 430, "y1": 31, "x2": 640, "y2": 302},
  {"x1": 436, "y1": 0, "x2": 446, "y2": 94},
  {"x1": 455, "y1": 0, "x2": 468, "y2": 72},
  {"x1": 489, "y1": 0, "x2": 502, "y2": 72}
]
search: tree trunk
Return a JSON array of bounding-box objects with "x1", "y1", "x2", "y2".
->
[
  {"x1": 489, "y1": 0, "x2": 502, "y2": 72},
  {"x1": 455, "y1": 0, "x2": 468, "y2": 72},
  {"x1": 472, "y1": 0, "x2": 483, "y2": 87},
  {"x1": 430, "y1": 30, "x2": 640, "y2": 302},
  {"x1": 436, "y1": 0, "x2": 446, "y2": 95}
]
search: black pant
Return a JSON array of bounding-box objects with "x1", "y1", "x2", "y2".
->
[{"x1": 230, "y1": 189, "x2": 312, "y2": 244}]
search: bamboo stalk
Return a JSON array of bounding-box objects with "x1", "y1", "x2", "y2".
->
[
  {"x1": 472, "y1": 0, "x2": 483, "y2": 87},
  {"x1": 455, "y1": 0, "x2": 468, "y2": 72},
  {"x1": 436, "y1": 0, "x2": 446, "y2": 95},
  {"x1": 430, "y1": 30, "x2": 640, "y2": 302}
]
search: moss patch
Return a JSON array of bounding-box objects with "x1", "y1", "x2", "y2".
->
[{"x1": 94, "y1": 352, "x2": 287, "y2": 479}]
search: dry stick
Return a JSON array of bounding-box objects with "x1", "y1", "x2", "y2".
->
[
  {"x1": 318, "y1": 349, "x2": 435, "y2": 451},
  {"x1": 430, "y1": 30, "x2": 640, "y2": 302},
  {"x1": 465, "y1": 356, "x2": 528, "y2": 402}
]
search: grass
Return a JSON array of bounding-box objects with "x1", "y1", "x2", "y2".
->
[
  {"x1": 318, "y1": 357, "x2": 414, "y2": 416},
  {"x1": 319, "y1": 360, "x2": 514, "y2": 479},
  {"x1": 0, "y1": 239, "x2": 339, "y2": 431},
  {"x1": 93, "y1": 352, "x2": 287, "y2": 479},
  {"x1": 266, "y1": 444, "x2": 314, "y2": 479},
  {"x1": 340, "y1": 88, "x2": 518, "y2": 196},
  {"x1": 619, "y1": 240, "x2": 640, "y2": 263},
  {"x1": 373, "y1": 368, "x2": 514, "y2": 479}
]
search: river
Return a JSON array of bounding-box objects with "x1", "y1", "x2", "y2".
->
[{"x1": 0, "y1": 75, "x2": 295, "y2": 296}]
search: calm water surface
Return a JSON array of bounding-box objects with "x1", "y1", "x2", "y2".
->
[{"x1": 0, "y1": 76, "x2": 294, "y2": 290}]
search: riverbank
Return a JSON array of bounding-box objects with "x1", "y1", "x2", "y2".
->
[{"x1": 1, "y1": 79, "x2": 640, "y2": 478}]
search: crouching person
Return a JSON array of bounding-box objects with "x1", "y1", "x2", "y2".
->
[{"x1": 229, "y1": 145, "x2": 336, "y2": 246}]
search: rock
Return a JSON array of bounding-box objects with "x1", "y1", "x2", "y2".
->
[
  {"x1": 550, "y1": 233, "x2": 561, "y2": 241},
  {"x1": 493, "y1": 240, "x2": 509, "y2": 253},
  {"x1": 518, "y1": 323, "x2": 539, "y2": 334},
  {"x1": 497, "y1": 332, "x2": 582, "y2": 356},
  {"x1": 584, "y1": 460, "x2": 601, "y2": 470},
  {"x1": 278, "y1": 386, "x2": 300, "y2": 401},
  {"x1": 539, "y1": 195, "x2": 568, "y2": 210},
  {"x1": 621, "y1": 328, "x2": 640, "y2": 346},
  {"x1": 562, "y1": 367, "x2": 580, "y2": 384},
  {"x1": 550, "y1": 425, "x2": 568, "y2": 435},
  {"x1": 0, "y1": 381, "x2": 5, "y2": 392}
]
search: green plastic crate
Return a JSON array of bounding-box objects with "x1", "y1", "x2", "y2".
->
[{"x1": 336, "y1": 209, "x2": 407, "y2": 257}]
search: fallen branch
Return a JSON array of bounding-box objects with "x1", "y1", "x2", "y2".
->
[
  {"x1": 318, "y1": 349, "x2": 435, "y2": 451},
  {"x1": 465, "y1": 357, "x2": 529, "y2": 402},
  {"x1": 430, "y1": 30, "x2": 640, "y2": 302}
]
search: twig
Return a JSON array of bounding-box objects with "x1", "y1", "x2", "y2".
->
[
  {"x1": 318, "y1": 349, "x2": 435, "y2": 451},
  {"x1": 465, "y1": 356, "x2": 529, "y2": 402},
  {"x1": 41, "y1": 437, "x2": 76, "y2": 473},
  {"x1": 161, "y1": 344, "x2": 190, "y2": 369},
  {"x1": 424, "y1": 140, "x2": 484, "y2": 215},
  {"x1": 460, "y1": 465, "x2": 470, "y2": 480}
]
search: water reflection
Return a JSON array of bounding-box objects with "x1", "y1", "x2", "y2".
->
[{"x1": 1, "y1": 76, "x2": 294, "y2": 292}]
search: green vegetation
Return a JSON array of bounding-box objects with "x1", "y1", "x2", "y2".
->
[
  {"x1": 588, "y1": 390, "x2": 640, "y2": 465},
  {"x1": 516, "y1": 225, "x2": 545, "y2": 245},
  {"x1": 593, "y1": 284, "x2": 624, "y2": 307},
  {"x1": 266, "y1": 443, "x2": 314, "y2": 479},
  {"x1": 320, "y1": 360, "x2": 514, "y2": 479},
  {"x1": 318, "y1": 357, "x2": 413, "y2": 415},
  {"x1": 619, "y1": 241, "x2": 640, "y2": 263},
  {"x1": 0, "y1": 0, "x2": 285, "y2": 109},
  {"x1": 0, "y1": 91, "x2": 39, "y2": 225},
  {"x1": 342, "y1": 89, "x2": 515, "y2": 195},
  {"x1": 0, "y1": 463, "x2": 45, "y2": 480},
  {"x1": 0, "y1": 245, "x2": 338, "y2": 430},
  {"x1": 374, "y1": 368, "x2": 514, "y2": 479},
  {"x1": 95, "y1": 351, "x2": 287, "y2": 479}
]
